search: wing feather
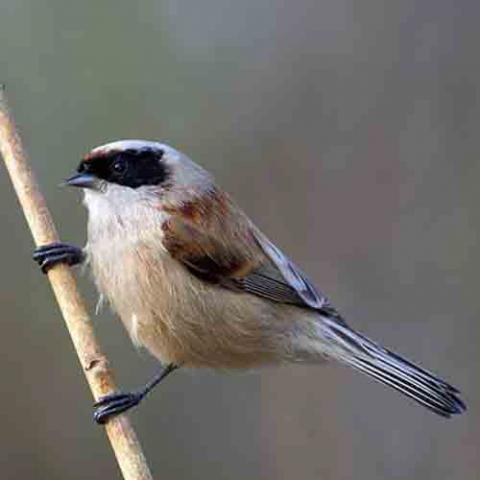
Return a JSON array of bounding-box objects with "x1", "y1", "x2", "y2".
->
[
  {"x1": 162, "y1": 200, "x2": 329, "y2": 311},
  {"x1": 251, "y1": 230, "x2": 328, "y2": 309}
]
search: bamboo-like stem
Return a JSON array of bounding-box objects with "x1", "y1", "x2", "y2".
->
[{"x1": 0, "y1": 86, "x2": 154, "y2": 480}]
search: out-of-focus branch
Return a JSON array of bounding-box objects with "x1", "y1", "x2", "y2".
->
[{"x1": 0, "y1": 86, "x2": 154, "y2": 480}]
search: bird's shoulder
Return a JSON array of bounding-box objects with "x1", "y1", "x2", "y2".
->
[{"x1": 159, "y1": 186, "x2": 329, "y2": 311}]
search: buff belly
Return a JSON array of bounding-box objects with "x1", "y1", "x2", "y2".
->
[{"x1": 88, "y1": 239, "x2": 320, "y2": 368}]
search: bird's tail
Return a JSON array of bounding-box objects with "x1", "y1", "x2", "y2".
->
[{"x1": 319, "y1": 316, "x2": 466, "y2": 417}]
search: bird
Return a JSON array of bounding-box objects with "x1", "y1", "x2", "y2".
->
[{"x1": 33, "y1": 140, "x2": 466, "y2": 423}]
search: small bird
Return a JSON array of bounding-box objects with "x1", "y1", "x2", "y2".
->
[{"x1": 33, "y1": 140, "x2": 465, "y2": 423}]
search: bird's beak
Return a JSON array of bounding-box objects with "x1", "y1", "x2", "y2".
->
[{"x1": 64, "y1": 172, "x2": 100, "y2": 190}]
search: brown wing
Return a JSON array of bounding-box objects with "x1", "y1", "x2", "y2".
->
[
  {"x1": 162, "y1": 214, "x2": 258, "y2": 284},
  {"x1": 162, "y1": 210, "x2": 329, "y2": 311}
]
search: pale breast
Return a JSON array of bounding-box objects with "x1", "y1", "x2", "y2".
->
[
  {"x1": 87, "y1": 222, "x2": 305, "y2": 367},
  {"x1": 83, "y1": 187, "x2": 317, "y2": 368},
  {"x1": 84, "y1": 185, "x2": 169, "y2": 341}
]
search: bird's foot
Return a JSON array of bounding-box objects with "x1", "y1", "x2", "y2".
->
[
  {"x1": 33, "y1": 242, "x2": 84, "y2": 273},
  {"x1": 92, "y1": 364, "x2": 179, "y2": 424},
  {"x1": 93, "y1": 391, "x2": 145, "y2": 424}
]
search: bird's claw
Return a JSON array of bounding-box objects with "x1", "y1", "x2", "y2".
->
[
  {"x1": 33, "y1": 242, "x2": 84, "y2": 273},
  {"x1": 93, "y1": 391, "x2": 144, "y2": 424}
]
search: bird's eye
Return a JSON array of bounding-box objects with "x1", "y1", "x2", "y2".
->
[{"x1": 111, "y1": 157, "x2": 127, "y2": 175}]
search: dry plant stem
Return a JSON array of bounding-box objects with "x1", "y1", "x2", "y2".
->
[{"x1": 0, "y1": 86, "x2": 154, "y2": 480}]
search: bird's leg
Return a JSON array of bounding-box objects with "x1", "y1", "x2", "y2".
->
[
  {"x1": 33, "y1": 242, "x2": 85, "y2": 273},
  {"x1": 93, "y1": 363, "x2": 179, "y2": 424}
]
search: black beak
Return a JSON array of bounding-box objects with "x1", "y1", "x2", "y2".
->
[{"x1": 64, "y1": 172, "x2": 100, "y2": 189}]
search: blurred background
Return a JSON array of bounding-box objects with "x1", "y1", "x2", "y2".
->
[{"x1": 0, "y1": 1, "x2": 478, "y2": 479}]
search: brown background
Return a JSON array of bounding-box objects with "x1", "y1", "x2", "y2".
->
[{"x1": 0, "y1": 1, "x2": 478, "y2": 479}]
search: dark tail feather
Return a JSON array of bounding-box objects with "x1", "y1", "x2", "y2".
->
[{"x1": 322, "y1": 318, "x2": 466, "y2": 418}]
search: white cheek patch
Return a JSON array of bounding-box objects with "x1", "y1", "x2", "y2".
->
[
  {"x1": 83, "y1": 184, "x2": 169, "y2": 247},
  {"x1": 83, "y1": 189, "x2": 111, "y2": 219}
]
